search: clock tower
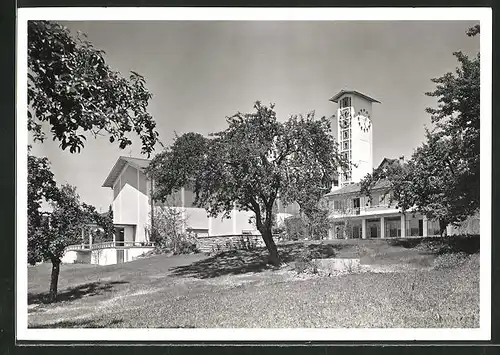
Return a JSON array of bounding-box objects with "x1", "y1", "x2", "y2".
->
[{"x1": 329, "y1": 90, "x2": 380, "y2": 187}]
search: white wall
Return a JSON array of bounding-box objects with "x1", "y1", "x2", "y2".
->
[
  {"x1": 61, "y1": 250, "x2": 91, "y2": 264},
  {"x1": 127, "y1": 247, "x2": 153, "y2": 262},
  {"x1": 233, "y1": 210, "x2": 258, "y2": 234},
  {"x1": 112, "y1": 164, "x2": 150, "y2": 243},
  {"x1": 91, "y1": 248, "x2": 117, "y2": 265},
  {"x1": 351, "y1": 110, "x2": 372, "y2": 183},
  {"x1": 90, "y1": 247, "x2": 153, "y2": 265},
  {"x1": 61, "y1": 250, "x2": 78, "y2": 264}
]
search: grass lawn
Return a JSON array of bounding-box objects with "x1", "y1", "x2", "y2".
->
[{"x1": 27, "y1": 236, "x2": 480, "y2": 328}]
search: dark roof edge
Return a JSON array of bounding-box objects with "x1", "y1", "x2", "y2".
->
[
  {"x1": 102, "y1": 156, "x2": 152, "y2": 188},
  {"x1": 329, "y1": 90, "x2": 381, "y2": 104}
]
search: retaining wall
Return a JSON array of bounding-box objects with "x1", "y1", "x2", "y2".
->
[{"x1": 196, "y1": 234, "x2": 265, "y2": 253}]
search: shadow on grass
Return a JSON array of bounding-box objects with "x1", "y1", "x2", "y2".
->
[
  {"x1": 386, "y1": 235, "x2": 480, "y2": 255},
  {"x1": 32, "y1": 318, "x2": 124, "y2": 328},
  {"x1": 28, "y1": 280, "x2": 129, "y2": 305},
  {"x1": 170, "y1": 242, "x2": 345, "y2": 279}
]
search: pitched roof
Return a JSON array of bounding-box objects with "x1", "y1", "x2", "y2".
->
[
  {"x1": 329, "y1": 90, "x2": 381, "y2": 104},
  {"x1": 102, "y1": 156, "x2": 151, "y2": 188},
  {"x1": 324, "y1": 179, "x2": 391, "y2": 197}
]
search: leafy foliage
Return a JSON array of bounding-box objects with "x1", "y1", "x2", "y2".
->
[
  {"x1": 84, "y1": 203, "x2": 115, "y2": 243},
  {"x1": 148, "y1": 102, "x2": 348, "y2": 265},
  {"x1": 28, "y1": 153, "x2": 108, "y2": 301},
  {"x1": 305, "y1": 209, "x2": 331, "y2": 240},
  {"x1": 94, "y1": 205, "x2": 114, "y2": 242},
  {"x1": 27, "y1": 152, "x2": 60, "y2": 264},
  {"x1": 146, "y1": 206, "x2": 199, "y2": 255},
  {"x1": 28, "y1": 21, "x2": 159, "y2": 155},
  {"x1": 28, "y1": 181, "x2": 99, "y2": 266},
  {"x1": 283, "y1": 210, "x2": 330, "y2": 241},
  {"x1": 284, "y1": 215, "x2": 307, "y2": 241},
  {"x1": 360, "y1": 25, "x2": 480, "y2": 233}
]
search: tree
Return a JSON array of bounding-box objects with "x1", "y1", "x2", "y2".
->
[
  {"x1": 27, "y1": 151, "x2": 60, "y2": 265},
  {"x1": 28, "y1": 153, "x2": 100, "y2": 302},
  {"x1": 360, "y1": 25, "x2": 480, "y2": 235},
  {"x1": 90, "y1": 204, "x2": 114, "y2": 243},
  {"x1": 148, "y1": 102, "x2": 348, "y2": 265},
  {"x1": 34, "y1": 184, "x2": 97, "y2": 302},
  {"x1": 28, "y1": 21, "x2": 159, "y2": 155}
]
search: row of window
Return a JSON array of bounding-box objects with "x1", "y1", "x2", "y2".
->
[{"x1": 332, "y1": 194, "x2": 392, "y2": 211}]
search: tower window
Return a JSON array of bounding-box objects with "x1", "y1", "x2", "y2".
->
[
  {"x1": 342, "y1": 130, "x2": 350, "y2": 140},
  {"x1": 339, "y1": 96, "x2": 351, "y2": 108}
]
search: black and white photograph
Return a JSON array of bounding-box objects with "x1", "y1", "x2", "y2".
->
[{"x1": 17, "y1": 7, "x2": 492, "y2": 342}]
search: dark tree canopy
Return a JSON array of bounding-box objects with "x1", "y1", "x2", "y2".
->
[
  {"x1": 28, "y1": 21, "x2": 159, "y2": 155},
  {"x1": 361, "y1": 25, "x2": 480, "y2": 233},
  {"x1": 148, "y1": 102, "x2": 348, "y2": 265}
]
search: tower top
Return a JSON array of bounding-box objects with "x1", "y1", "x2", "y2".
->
[{"x1": 329, "y1": 90, "x2": 381, "y2": 104}]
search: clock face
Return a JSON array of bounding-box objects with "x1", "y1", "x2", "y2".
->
[
  {"x1": 339, "y1": 109, "x2": 351, "y2": 129},
  {"x1": 357, "y1": 109, "x2": 371, "y2": 132},
  {"x1": 357, "y1": 108, "x2": 370, "y2": 119}
]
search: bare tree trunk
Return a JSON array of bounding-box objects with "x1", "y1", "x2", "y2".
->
[
  {"x1": 49, "y1": 258, "x2": 61, "y2": 303},
  {"x1": 259, "y1": 226, "x2": 280, "y2": 266},
  {"x1": 439, "y1": 220, "x2": 448, "y2": 237}
]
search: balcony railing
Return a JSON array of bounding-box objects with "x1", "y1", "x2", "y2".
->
[
  {"x1": 330, "y1": 204, "x2": 398, "y2": 216},
  {"x1": 66, "y1": 241, "x2": 154, "y2": 251}
]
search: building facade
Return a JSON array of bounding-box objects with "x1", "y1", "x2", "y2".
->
[{"x1": 101, "y1": 156, "x2": 272, "y2": 245}]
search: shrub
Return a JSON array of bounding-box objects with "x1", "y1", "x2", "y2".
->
[
  {"x1": 433, "y1": 252, "x2": 469, "y2": 270},
  {"x1": 175, "y1": 240, "x2": 199, "y2": 255},
  {"x1": 293, "y1": 248, "x2": 319, "y2": 274},
  {"x1": 146, "y1": 207, "x2": 200, "y2": 255},
  {"x1": 284, "y1": 211, "x2": 332, "y2": 241},
  {"x1": 284, "y1": 216, "x2": 308, "y2": 241},
  {"x1": 307, "y1": 244, "x2": 336, "y2": 259},
  {"x1": 305, "y1": 210, "x2": 331, "y2": 240}
]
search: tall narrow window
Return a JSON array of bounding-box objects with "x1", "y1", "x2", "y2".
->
[{"x1": 340, "y1": 96, "x2": 351, "y2": 108}]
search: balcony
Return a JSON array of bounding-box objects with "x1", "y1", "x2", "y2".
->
[
  {"x1": 66, "y1": 241, "x2": 154, "y2": 251},
  {"x1": 329, "y1": 204, "x2": 400, "y2": 218}
]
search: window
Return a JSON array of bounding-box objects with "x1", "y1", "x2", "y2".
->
[
  {"x1": 342, "y1": 130, "x2": 350, "y2": 140},
  {"x1": 353, "y1": 198, "x2": 360, "y2": 208},
  {"x1": 339, "y1": 96, "x2": 351, "y2": 108},
  {"x1": 342, "y1": 141, "x2": 350, "y2": 150}
]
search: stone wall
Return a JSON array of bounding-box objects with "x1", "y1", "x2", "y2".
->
[{"x1": 196, "y1": 234, "x2": 265, "y2": 253}]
